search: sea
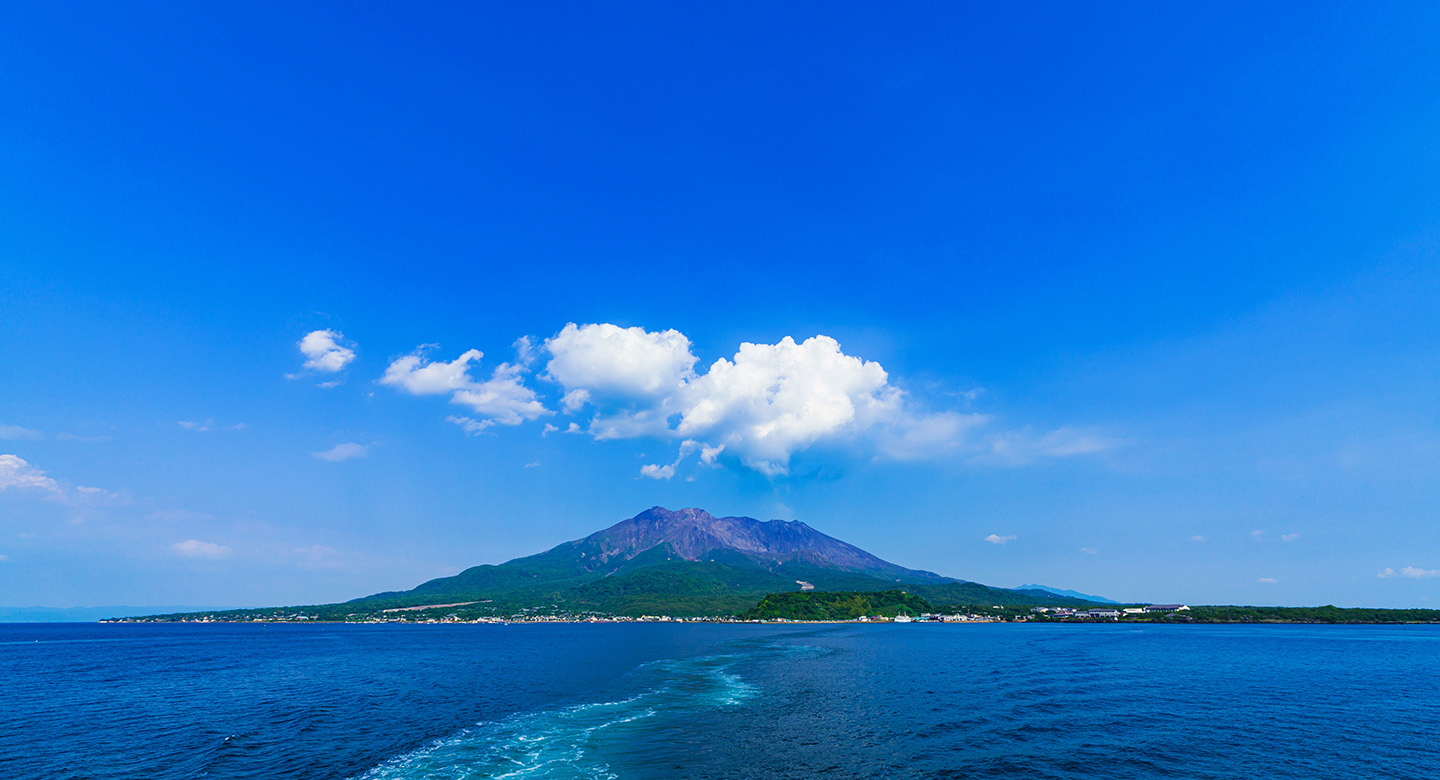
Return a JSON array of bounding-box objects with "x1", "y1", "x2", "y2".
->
[{"x1": 3, "y1": 622, "x2": 1437, "y2": 779}]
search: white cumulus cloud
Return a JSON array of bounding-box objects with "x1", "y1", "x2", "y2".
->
[
  {"x1": 539, "y1": 324, "x2": 1114, "y2": 477},
  {"x1": 381, "y1": 348, "x2": 483, "y2": 395},
  {"x1": 0, "y1": 454, "x2": 61, "y2": 494},
  {"x1": 451, "y1": 364, "x2": 550, "y2": 424},
  {"x1": 174, "y1": 539, "x2": 231, "y2": 559},
  {"x1": 985, "y1": 534, "x2": 1017, "y2": 545},
  {"x1": 1378, "y1": 566, "x2": 1440, "y2": 579},
  {"x1": 314, "y1": 442, "x2": 368, "y2": 461},
  {"x1": 383, "y1": 348, "x2": 550, "y2": 429},
  {"x1": 673, "y1": 335, "x2": 902, "y2": 475},
  {"x1": 298, "y1": 329, "x2": 356, "y2": 373},
  {"x1": 545, "y1": 323, "x2": 698, "y2": 400},
  {"x1": 374, "y1": 322, "x2": 1114, "y2": 478},
  {"x1": 561, "y1": 388, "x2": 591, "y2": 413}
]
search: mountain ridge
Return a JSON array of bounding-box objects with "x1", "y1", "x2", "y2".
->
[{"x1": 1014, "y1": 584, "x2": 1120, "y2": 605}]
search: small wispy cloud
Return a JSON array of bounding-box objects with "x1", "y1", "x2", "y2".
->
[
  {"x1": 1080, "y1": 547, "x2": 1098, "y2": 555},
  {"x1": 1378, "y1": 566, "x2": 1440, "y2": 579},
  {"x1": 523, "y1": 462, "x2": 540, "y2": 469},
  {"x1": 0, "y1": 454, "x2": 119, "y2": 503},
  {"x1": 1281, "y1": 533, "x2": 1300, "y2": 542},
  {"x1": 1190, "y1": 535, "x2": 1207, "y2": 543},
  {"x1": 54, "y1": 432, "x2": 111, "y2": 442},
  {"x1": 1258, "y1": 577, "x2": 1278, "y2": 584},
  {"x1": 174, "y1": 539, "x2": 231, "y2": 559},
  {"x1": 281, "y1": 544, "x2": 349, "y2": 570},
  {"x1": 985, "y1": 534, "x2": 1017, "y2": 545},
  {"x1": 0, "y1": 423, "x2": 42, "y2": 441},
  {"x1": 178, "y1": 420, "x2": 246, "y2": 433},
  {"x1": 640, "y1": 440, "x2": 706, "y2": 480},
  {"x1": 314, "y1": 442, "x2": 368, "y2": 462},
  {"x1": 448, "y1": 416, "x2": 494, "y2": 435},
  {"x1": 298, "y1": 329, "x2": 357, "y2": 374},
  {"x1": 0, "y1": 454, "x2": 61, "y2": 494},
  {"x1": 148, "y1": 509, "x2": 216, "y2": 524},
  {"x1": 978, "y1": 426, "x2": 1119, "y2": 467},
  {"x1": 513, "y1": 336, "x2": 539, "y2": 368}
]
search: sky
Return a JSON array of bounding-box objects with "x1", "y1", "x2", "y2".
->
[{"x1": 2, "y1": 3, "x2": 1439, "y2": 609}]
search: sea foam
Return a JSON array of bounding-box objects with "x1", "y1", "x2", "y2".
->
[{"x1": 354, "y1": 653, "x2": 754, "y2": 779}]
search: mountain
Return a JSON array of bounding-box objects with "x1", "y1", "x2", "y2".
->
[
  {"x1": 126, "y1": 507, "x2": 1102, "y2": 622},
  {"x1": 1014, "y1": 584, "x2": 1119, "y2": 604},
  {"x1": 341, "y1": 507, "x2": 1095, "y2": 617}
]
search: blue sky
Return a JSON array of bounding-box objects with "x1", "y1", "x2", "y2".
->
[{"x1": 3, "y1": 4, "x2": 1439, "y2": 608}]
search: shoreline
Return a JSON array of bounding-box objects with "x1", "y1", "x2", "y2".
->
[{"x1": 92, "y1": 616, "x2": 1440, "y2": 626}]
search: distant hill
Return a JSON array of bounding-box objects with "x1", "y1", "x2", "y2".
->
[
  {"x1": 1014, "y1": 584, "x2": 1119, "y2": 605},
  {"x1": 0, "y1": 606, "x2": 238, "y2": 623}
]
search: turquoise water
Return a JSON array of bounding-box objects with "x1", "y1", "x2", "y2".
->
[{"x1": 3, "y1": 622, "x2": 1437, "y2": 778}]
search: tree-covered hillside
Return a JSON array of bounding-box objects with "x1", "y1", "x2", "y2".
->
[{"x1": 740, "y1": 590, "x2": 933, "y2": 620}]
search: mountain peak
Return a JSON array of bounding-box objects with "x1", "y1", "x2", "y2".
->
[
  {"x1": 573, "y1": 506, "x2": 950, "y2": 583},
  {"x1": 635, "y1": 506, "x2": 716, "y2": 525}
]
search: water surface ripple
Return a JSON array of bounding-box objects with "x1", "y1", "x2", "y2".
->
[{"x1": 3, "y1": 623, "x2": 1436, "y2": 779}]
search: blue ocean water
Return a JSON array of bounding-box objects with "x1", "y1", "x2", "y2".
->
[{"x1": 3, "y1": 623, "x2": 1437, "y2": 779}]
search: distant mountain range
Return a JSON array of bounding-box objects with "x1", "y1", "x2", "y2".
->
[
  {"x1": 339, "y1": 507, "x2": 1101, "y2": 617},
  {"x1": 1014, "y1": 584, "x2": 1119, "y2": 605}
]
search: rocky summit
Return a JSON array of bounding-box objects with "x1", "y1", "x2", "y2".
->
[{"x1": 564, "y1": 506, "x2": 952, "y2": 583}]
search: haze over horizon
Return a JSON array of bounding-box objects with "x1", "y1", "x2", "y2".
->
[{"x1": 3, "y1": 4, "x2": 1439, "y2": 610}]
